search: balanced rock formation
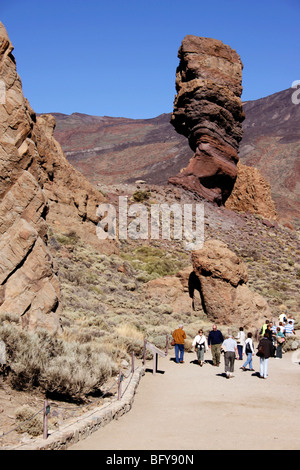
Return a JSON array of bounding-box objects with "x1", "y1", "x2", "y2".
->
[
  {"x1": 225, "y1": 161, "x2": 278, "y2": 220},
  {"x1": 169, "y1": 35, "x2": 245, "y2": 205},
  {"x1": 0, "y1": 23, "x2": 112, "y2": 331},
  {"x1": 192, "y1": 240, "x2": 271, "y2": 328}
]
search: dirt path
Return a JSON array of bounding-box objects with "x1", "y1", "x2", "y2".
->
[{"x1": 69, "y1": 349, "x2": 300, "y2": 451}]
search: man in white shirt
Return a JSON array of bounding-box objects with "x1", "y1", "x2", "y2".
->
[{"x1": 222, "y1": 332, "x2": 238, "y2": 379}]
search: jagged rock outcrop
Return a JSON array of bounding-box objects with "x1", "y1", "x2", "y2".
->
[
  {"x1": 32, "y1": 112, "x2": 115, "y2": 251},
  {"x1": 169, "y1": 35, "x2": 245, "y2": 205},
  {"x1": 0, "y1": 23, "x2": 112, "y2": 331},
  {"x1": 0, "y1": 23, "x2": 60, "y2": 330},
  {"x1": 225, "y1": 161, "x2": 278, "y2": 220},
  {"x1": 192, "y1": 240, "x2": 271, "y2": 328}
]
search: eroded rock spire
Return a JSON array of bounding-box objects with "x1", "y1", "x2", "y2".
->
[{"x1": 169, "y1": 35, "x2": 245, "y2": 205}]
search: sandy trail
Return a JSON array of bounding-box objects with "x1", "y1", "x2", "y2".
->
[{"x1": 70, "y1": 349, "x2": 300, "y2": 451}]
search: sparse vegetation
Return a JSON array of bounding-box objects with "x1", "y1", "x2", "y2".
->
[
  {"x1": 0, "y1": 315, "x2": 117, "y2": 402},
  {"x1": 120, "y1": 245, "x2": 190, "y2": 278},
  {"x1": 132, "y1": 190, "x2": 151, "y2": 202},
  {"x1": 1, "y1": 187, "x2": 299, "y2": 415},
  {"x1": 15, "y1": 405, "x2": 43, "y2": 436}
]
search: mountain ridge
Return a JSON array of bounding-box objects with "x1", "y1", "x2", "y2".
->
[{"x1": 51, "y1": 86, "x2": 300, "y2": 227}]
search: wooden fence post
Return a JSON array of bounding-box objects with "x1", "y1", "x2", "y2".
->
[
  {"x1": 43, "y1": 400, "x2": 50, "y2": 439},
  {"x1": 117, "y1": 370, "x2": 122, "y2": 400},
  {"x1": 165, "y1": 334, "x2": 169, "y2": 355},
  {"x1": 143, "y1": 338, "x2": 147, "y2": 365}
]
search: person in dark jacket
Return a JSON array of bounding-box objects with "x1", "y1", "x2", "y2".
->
[
  {"x1": 257, "y1": 333, "x2": 274, "y2": 379},
  {"x1": 208, "y1": 324, "x2": 224, "y2": 366}
]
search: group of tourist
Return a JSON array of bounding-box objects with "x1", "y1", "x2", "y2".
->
[{"x1": 172, "y1": 312, "x2": 296, "y2": 380}]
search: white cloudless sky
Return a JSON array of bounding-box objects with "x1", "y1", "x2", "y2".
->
[{"x1": 1, "y1": 0, "x2": 299, "y2": 118}]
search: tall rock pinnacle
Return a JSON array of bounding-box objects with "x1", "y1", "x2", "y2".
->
[{"x1": 169, "y1": 35, "x2": 245, "y2": 205}]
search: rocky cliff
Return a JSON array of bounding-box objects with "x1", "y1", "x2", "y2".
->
[
  {"x1": 169, "y1": 35, "x2": 245, "y2": 205},
  {"x1": 225, "y1": 161, "x2": 278, "y2": 221},
  {"x1": 0, "y1": 23, "x2": 111, "y2": 331}
]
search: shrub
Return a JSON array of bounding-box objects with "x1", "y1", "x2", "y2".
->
[
  {"x1": 39, "y1": 344, "x2": 116, "y2": 401},
  {"x1": 116, "y1": 323, "x2": 144, "y2": 342},
  {"x1": 115, "y1": 324, "x2": 145, "y2": 358},
  {"x1": 55, "y1": 231, "x2": 79, "y2": 246},
  {"x1": 132, "y1": 190, "x2": 151, "y2": 202},
  {"x1": 15, "y1": 405, "x2": 43, "y2": 436},
  {"x1": 120, "y1": 245, "x2": 189, "y2": 278},
  {"x1": 0, "y1": 322, "x2": 117, "y2": 402}
]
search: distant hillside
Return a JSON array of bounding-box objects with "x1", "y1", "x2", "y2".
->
[
  {"x1": 51, "y1": 87, "x2": 300, "y2": 227},
  {"x1": 239, "y1": 88, "x2": 300, "y2": 228},
  {"x1": 52, "y1": 112, "x2": 193, "y2": 185}
]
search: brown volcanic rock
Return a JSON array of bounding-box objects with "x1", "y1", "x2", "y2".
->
[
  {"x1": 0, "y1": 23, "x2": 60, "y2": 331},
  {"x1": 0, "y1": 23, "x2": 113, "y2": 331},
  {"x1": 169, "y1": 35, "x2": 245, "y2": 205},
  {"x1": 32, "y1": 113, "x2": 115, "y2": 252},
  {"x1": 192, "y1": 240, "x2": 271, "y2": 328},
  {"x1": 225, "y1": 161, "x2": 278, "y2": 220}
]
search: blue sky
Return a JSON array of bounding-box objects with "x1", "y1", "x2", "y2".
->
[{"x1": 1, "y1": 0, "x2": 299, "y2": 118}]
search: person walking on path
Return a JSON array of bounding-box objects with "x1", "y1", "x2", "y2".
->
[
  {"x1": 172, "y1": 325, "x2": 186, "y2": 363},
  {"x1": 279, "y1": 310, "x2": 287, "y2": 325},
  {"x1": 275, "y1": 327, "x2": 285, "y2": 359},
  {"x1": 287, "y1": 315, "x2": 295, "y2": 328},
  {"x1": 221, "y1": 331, "x2": 238, "y2": 379},
  {"x1": 208, "y1": 325, "x2": 224, "y2": 367},
  {"x1": 192, "y1": 329, "x2": 208, "y2": 366},
  {"x1": 235, "y1": 327, "x2": 246, "y2": 360},
  {"x1": 257, "y1": 333, "x2": 274, "y2": 379},
  {"x1": 241, "y1": 332, "x2": 255, "y2": 371},
  {"x1": 265, "y1": 323, "x2": 276, "y2": 357},
  {"x1": 260, "y1": 319, "x2": 269, "y2": 338},
  {"x1": 284, "y1": 321, "x2": 295, "y2": 337}
]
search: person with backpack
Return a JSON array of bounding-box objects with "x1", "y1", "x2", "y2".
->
[
  {"x1": 256, "y1": 333, "x2": 274, "y2": 379},
  {"x1": 241, "y1": 332, "x2": 255, "y2": 371}
]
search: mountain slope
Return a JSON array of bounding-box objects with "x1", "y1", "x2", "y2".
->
[
  {"x1": 239, "y1": 88, "x2": 300, "y2": 227},
  {"x1": 52, "y1": 112, "x2": 193, "y2": 186},
  {"x1": 51, "y1": 87, "x2": 300, "y2": 226}
]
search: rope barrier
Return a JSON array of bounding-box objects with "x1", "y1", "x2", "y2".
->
[{"x1": 0, "y1": 407, "x2": 44, "y2": 438}]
